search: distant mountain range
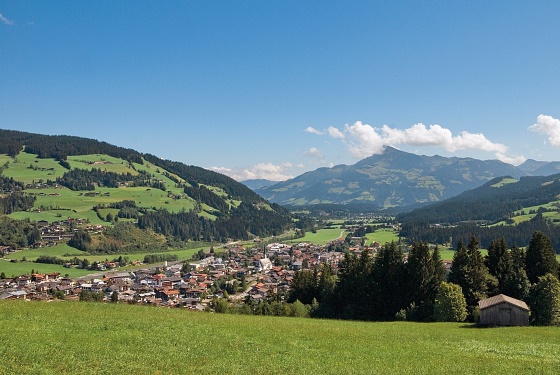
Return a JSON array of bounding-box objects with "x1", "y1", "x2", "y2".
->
[
  {"x1": 241, "y1": 179, "x2": 277, "y2": 191},
  {"x1": 518, "y1": 159, "x2": 560, "y2": 176},
  {"x1": 252, "y1": 147, "x2": 560, "y2": 210}
]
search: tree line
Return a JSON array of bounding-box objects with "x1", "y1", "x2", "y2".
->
[
  {"x1": 401, "y1": 212, "x2": 560, "y2": 250},
  {"x1": 288, "y1": 231, "x2": 559, "y2": 325},
  {"x1": 55, "y1": 168, "x2": 163, "y2": 191},
  {"x1": 0, "y1": 192, "x2": 36, "y2": 215},
  {"x1": 0, "y1": 217, "x2": 40, "y2": 249},
  {"x1": 137, "y1": 203, "x2": 293, "y2": 243},
  {"x1": 0, "y1": 129, "x2": 143, "y2": 164}
]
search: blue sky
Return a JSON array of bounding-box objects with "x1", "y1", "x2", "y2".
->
[{"x1": 2, "y1": 1, "x2": 560, "y2": 181}]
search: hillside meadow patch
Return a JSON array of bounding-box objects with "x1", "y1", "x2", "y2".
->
[{"x1": 0, "y1": 301, "x2": 559, "y2": 374}]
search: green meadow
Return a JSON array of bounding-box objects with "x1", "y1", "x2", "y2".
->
[
  {"x1": 287, "y1": 228, "x2": 347, "y2": 244},
  {"x1": 0, "y1": 300, "x2": 559, "y2": 375},
  {"x1": 1, "y1": 151, "x2": 67, "y2": 184},
  {"x1": 286, "y1": 227, "x2": 400, "y2": 246},
  {"x1": 365, "y1": 228, "x2": 400, "y2": 244},
  {"x1": 0, "y1": 243, "x2": 204, "y2": 278},
  {"x1": 2, "y1": 152, "x2": 199, "y2": 226},
  {"x1": 0, "y1": 259, "x2": 93, "y2": 278}
]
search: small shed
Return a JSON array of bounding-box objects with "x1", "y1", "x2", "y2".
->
[{"x1": 478, "y1": 294, "x2": 530, "y2": 326}]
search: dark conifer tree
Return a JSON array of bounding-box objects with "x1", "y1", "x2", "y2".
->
[
  {"x1": 526, "y1": 231, "x2": 559, "y2": 284},
  {"x1": 485, "y1": 238, "x2": 512, "y2": 293},
  {"x1": 501, "y1": 244, "x2": 530, "y2": 300},
  {"x1": 288, "y1": 270, "x2": 318, "y2": 305},
  {"x1": 449, "y1": 235, "x2": 494, "y2": 320},
  {"x1": 371, "y1": 242, "x2": 406, "y2": 320},
  {"x1": 465, "y1": 234, "x2": 494, "y2": 313},
  {"x1": 448, "y1": 239, "x2": 468, "y2": 287},
  {"x1": 431, "y1": 245, "x2": 447, "y2": 294},
  {"x1": 406, "y1": 242, "x2": 433, "y2": 307}
]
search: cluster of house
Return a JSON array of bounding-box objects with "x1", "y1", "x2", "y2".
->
[
  {"x1": 0, "y1": 239, "x2": 361, "y2": 308},
  {"x1": 0, "y1": 256, "x2": 289, "y2": 310},
  {"x1": 36, "y1": 218, "x2": 104, "y2": 245}
]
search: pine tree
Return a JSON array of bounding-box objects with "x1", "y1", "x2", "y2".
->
[
  {"x1": 331, "y1": 249, "x2": 374, "y2": 320},
  {"x1": 431, "y1": 245, "x2": 447, "y2": 295},
  {"x1": 448, "y1": 239, "x2": 469, "y2": 287},
  {"x1": 287, "y1": 269, "x2": 317, "y2": 305},
  {"x1": 485, "y1": 238, "x2": 512, "y2": 292},
  {"x1": 406, "y1": 242, "x2": 433, "y2": 307},
  {"x1": 405, "y1": 242, "x2": 445, "y2": 321},
  {"x1": 371, "y1": 242, "x2": 406, "y2": 320},
  {"x1": 425, "y1": 244, "x2": 448, "y2": 316},
  {"x1": 317, "y1": 263, "x2": 337, "y2": 302},
  {"x1": 503, "y1": 244, "x2": 530, "y2": 300},
  {"x1": 449, "y1": 235, "x2": 494, "y2": 320},
  {"x1": 526, "y1": 231, "x2": 559, "y2": 284},
  {"x1": 465, "y1": 234, "x2": 494, "y2": 313}
]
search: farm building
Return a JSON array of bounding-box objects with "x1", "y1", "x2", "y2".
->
[{"x1": 478, "y1": 294, "x2": 530, "y2": 326}]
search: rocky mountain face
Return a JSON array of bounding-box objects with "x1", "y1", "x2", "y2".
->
[
  {"x1": 255, "y1": 147, "x2": 530, "y2": 209},
  {"x1": 518, "y1": 159, "x2": 560, "y2": 176}
]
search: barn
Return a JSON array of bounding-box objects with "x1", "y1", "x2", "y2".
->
[{"x1": 478, "y1": 294, "x2": 530, "y2": 326}]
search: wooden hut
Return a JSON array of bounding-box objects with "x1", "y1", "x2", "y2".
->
[{"x1": 478, "y1": 294, "x2": 530, "y2": 326}]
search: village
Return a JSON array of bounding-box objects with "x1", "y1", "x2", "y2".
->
[{"x1": 0, "y1": 237, "x2": 389, "y2": 309}]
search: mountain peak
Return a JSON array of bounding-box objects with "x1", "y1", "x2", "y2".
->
[{"x1": 256, "y1": 148, "x2": 529, "y2": 208}]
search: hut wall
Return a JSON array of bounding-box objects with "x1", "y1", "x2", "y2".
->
[{"x1": 480, "y1": 302, "x2": 529, "y2": 326}]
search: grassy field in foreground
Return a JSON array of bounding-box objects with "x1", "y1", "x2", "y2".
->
[{"x1": 0, "y1": 301, "x2": 559, "y2": 375}]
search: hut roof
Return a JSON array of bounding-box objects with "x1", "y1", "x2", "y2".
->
[{"x1": 478, "y1": 294, "x2": 529, "y2": 311}]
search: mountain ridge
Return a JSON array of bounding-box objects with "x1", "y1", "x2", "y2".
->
[{"x1": 255, "y1": 146, "x2": 558, "y2": 209}]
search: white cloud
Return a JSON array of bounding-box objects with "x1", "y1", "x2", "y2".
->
[
  {"x1": 529, "y1": 114, "x2": 560, "y2": 147},
  {"x1": 305, "y1": 126, "x2": 323, "y2": 135},
  {"x1": 344, "y1": 121, "x2": 385, "y2": 158},
  {"x1": 324, "y1": 120, "x2": 518, "y2": 162},
  {"x1": 381, "y1": 123, "x2": 454, "y2": 148},
  {"x1": 209, "y1": 162, "x2": 296, "y2": 181},
  {"x1": 303, "y1": 147, "x2": 324, "y2": 160},
  {"x1": 0, "y1": 13, "x2": 14, "y2": 25},
  {"x1": 327, "y1": 126, "x2": 345, "y2": 139},
  {"x1": 495, "y1": 153, "x2": 526, "y2": 166}
]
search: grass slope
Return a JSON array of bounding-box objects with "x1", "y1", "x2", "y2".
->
[
  {"x1": 0, "y1": 244, "x2": 203, "y2": 278},
  {"x1": 1, "y1": 301, "x2": 559, "y2": 374},
  {"x1": 3, "y1": 152, "x2": 200, "y2": 223}
]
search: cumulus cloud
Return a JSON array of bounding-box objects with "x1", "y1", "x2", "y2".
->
[
  {"x1": 327, "y1": 126, "x2": 345, "y2": 139},
  {"x1": 529, "y1": 114, "x2": 560, "y2": 147},
  {"x1": 344, "y1": 121, "x2": 386, "y2": 157},
  {"x1": 209, "y1": 162, "x2": 300, "y2": 182},
  {"x1": 495, "y1": 153, "x2": 527, "y2": 165},
  {"x1": 321, "y1": 120, "x2": 522, "y2": 163},
  {"x1": 303, "y1": 147, "x2": 324, "y2": 160},
  {"x1": 305, "y1": 126, "x2": 323, "y2": 135},
  {"x1": 0, "y1": 13, "x2": 14, "y2": 25}
]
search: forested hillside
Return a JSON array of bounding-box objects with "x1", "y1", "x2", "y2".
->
[
  {"x1": 398, "y1": 175, "x2": 560, "y2": 249},
  {"x1": 0, "y1": 129, "x2": 293, "y2": 251},
  {"x1": 398, "y1": 175, "x2": 560, "y2": 224}
]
